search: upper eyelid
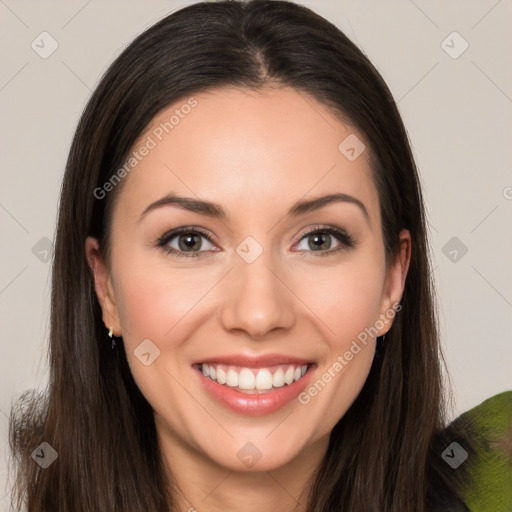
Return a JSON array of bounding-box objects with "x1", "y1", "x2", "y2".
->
[
  {"x1": 158, "y1": 226, "x2": 215, "y2": 246},
  {"x1": 295, "y1": 226, "x2": 355, "y2": 250}
]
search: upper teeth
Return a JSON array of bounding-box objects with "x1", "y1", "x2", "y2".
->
[{"x1": 201, "y1": 363, "x2": 308, "y2": 390}]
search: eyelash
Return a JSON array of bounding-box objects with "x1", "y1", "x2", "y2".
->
[{"x1": 156, "y1": 225, "x2": 356, "y2": 259}]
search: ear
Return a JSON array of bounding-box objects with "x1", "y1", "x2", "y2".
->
[
  {"x1": 85, "y1": 237, "x2": 122, "y2": 336},
  {"x1": 376, "y1": 229, "x2": 411, "y2": 336}
]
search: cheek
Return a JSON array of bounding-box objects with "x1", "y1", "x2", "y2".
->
[
  {"x1": 297, "y1": 255, "x2": 386, "y2": 347},
  {"x1": 112, "y1": 250, "x2": 211, "y2": 345},
  {"x1": 291, "y1": 252, "x2": 384, "y2": 417},
  {"x1": 111, "y1": 256, "x2": 211, "y2": 422},
  {"x1": 293, "y1": 267, "x2": 383, "y2": 432}
]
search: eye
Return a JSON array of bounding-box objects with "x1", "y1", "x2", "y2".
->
[
  {"x1": 157, "y1": 226, "x2": 217, "y2": 258},
  {"x1": 156, "y1": 225, "x2": 356, "y2": 259},
  {"x1": 294, "y1": 226, "x2": 355, "y2": 256}
]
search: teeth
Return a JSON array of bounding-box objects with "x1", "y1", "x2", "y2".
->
[
  {"x1": 255, "y1": 369, "x2": 273, "y2": 390},
  {"x1": 239, "y1": 368, "x2": 255, "y2": 390},
  {"x1": 272, "y1": 368, "x2": 285, "y2": 387},
  {"x1": 216, "y1": 367, "x2": 226, "y2": 385},
  {"x1": 226, "y1": 368, "x2": 238, "y2": 387},
  {"x1": 200, "y1": 363, "x2": 309, "y2": 391}
]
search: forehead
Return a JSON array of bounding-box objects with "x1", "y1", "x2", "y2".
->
[{"x1": 116, "y1": 86, "x2": 379, "y2": 227}]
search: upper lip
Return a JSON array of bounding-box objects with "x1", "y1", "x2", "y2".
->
[{"x1": 192, "y1": 353, "x2": 314, "y2": 368}]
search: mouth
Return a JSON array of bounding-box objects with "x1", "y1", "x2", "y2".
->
[
  {"x1": 192, "y1": 356, "x2": 316, "y2": 416},
  {"x1": 193, "y1": 362, "x2": 311, "y2": 394}
]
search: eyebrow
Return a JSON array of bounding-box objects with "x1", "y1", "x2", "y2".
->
[{"x1": 138, "y1": 192, "x2": 369, "y2": 223}]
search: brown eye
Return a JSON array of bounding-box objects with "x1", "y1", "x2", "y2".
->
[
  {"x1": 295, "y1": 227, "x2": 355, "y2": 255},
  {"x1": 303, "y1": 232, "x2": 334, "y2": 251},
  {"x1": 175, "y1": 233, "x2": 205, "y2": 251},
  {"x1": 157, "y1": 227, "x2": 216, "y2": 258}
]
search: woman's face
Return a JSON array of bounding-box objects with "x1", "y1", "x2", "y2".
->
[{"x1": 87, "y1": 86, "x2": 410, "y2": 473}]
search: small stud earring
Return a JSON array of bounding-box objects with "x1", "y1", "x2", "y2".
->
[{"x1": 108, "y1": 326, "x2": 116, "y2": 350}]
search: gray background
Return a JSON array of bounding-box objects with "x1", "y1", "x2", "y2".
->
[{"x1": 1, "y1": 0, "x2": 511, "y2": 508}]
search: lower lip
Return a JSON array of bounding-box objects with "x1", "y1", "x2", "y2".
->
[{"x1": 194, "y1": 365, "x2": 316, "y2": 416}]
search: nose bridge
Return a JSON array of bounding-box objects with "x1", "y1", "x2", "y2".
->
[{"x1": 220, "y1": 236, "x2": 295, "y2": 338}]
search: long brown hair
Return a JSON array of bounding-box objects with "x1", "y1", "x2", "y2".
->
[{"x1": 9, "y1": 1, "x2": 475, "y2": 510}]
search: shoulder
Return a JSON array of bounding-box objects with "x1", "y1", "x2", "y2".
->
[{"x1": 453, "y1": 390, "x2": 512, "y2": 511}]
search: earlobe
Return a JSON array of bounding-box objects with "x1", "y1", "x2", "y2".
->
[{"x1": 85, "y1": 237, "x2": 122, "y2": 335}]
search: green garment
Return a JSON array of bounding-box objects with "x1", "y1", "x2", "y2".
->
[{"x1": 454, "y1": 390, "x2": 512, "y2": 511}]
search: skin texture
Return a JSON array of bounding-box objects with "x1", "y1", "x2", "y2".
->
[{"x1": 86, "y1": 86, "x2": 411, "y2": 511}]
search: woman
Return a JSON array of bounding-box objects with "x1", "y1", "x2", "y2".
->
[{"x1": 8, "y1": 1, "x2": 511, "y2": 511}]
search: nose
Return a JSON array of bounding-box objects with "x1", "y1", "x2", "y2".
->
[{"x1": 220, "y1": 248, "x2": 296, "y2": 340}]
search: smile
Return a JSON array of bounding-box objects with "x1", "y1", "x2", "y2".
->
[
  {"x1": 198, "y1": 363, "x2": 309, "y2": 393},
  {"x1": 192, "y1": 355, "x2": 316, "y2": 416}
]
